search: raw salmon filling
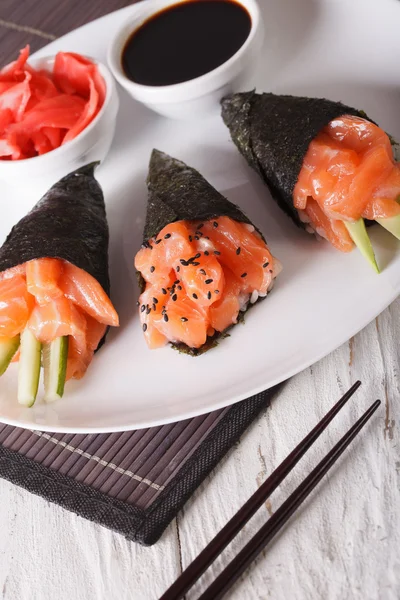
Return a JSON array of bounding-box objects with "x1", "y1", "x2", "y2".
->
[
  {"x1": 294, "y1": 115, "x2": 400, "y2": 251},
  {"x1": 135, "y1": 217, "x2": 281, "y2": 350},
  {"x1": 0, "y1": 258, "x2": 118, "y2": 379}
]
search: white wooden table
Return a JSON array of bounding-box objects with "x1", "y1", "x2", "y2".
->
[{"x1": 0, "y1": 298, "x2": 398, "y2": 600}]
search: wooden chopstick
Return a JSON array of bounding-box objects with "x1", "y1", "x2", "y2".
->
[
  {"x1": 198, "y1": 398, "x2": 381, "y2": 600},
  {"x1": 160, "y1": 381, "x2": 362, "y2": 600}
]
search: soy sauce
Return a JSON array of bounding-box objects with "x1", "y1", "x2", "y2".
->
[{"x1": 122, "y1": 0, "x2": 252, "y2": 86}]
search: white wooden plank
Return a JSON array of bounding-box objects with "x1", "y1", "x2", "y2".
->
[
  {"x1": 177, "y1": 298, "x2": 400, "y2": 600},
  {"x1": 0, "y1": 480, "x2": 181, "y2": 600}
]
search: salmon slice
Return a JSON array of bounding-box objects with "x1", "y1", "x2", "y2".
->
[
  {"x1": 26, "y1": 257, "x2": 63, "y2": 304},
  {"x1": 152, "y1": 293, "x2": 209, "y2": 349},
  {"x1": 60, "y1": 261, "x2": 119, "y2": 326},
  {"x1": 135, "y1": 217, "x2": 280, "y2": 350},
  {"x1": 327, "y1": 115, "x2": 393, "y2": 157},
  {"x1": 201, "y1": 217, "x2": 274, "y2": 294},
  {"x1": 363, "y1": 197, "x2": 400, "y2": 221},
  {"x1": 294, "y1": 115, "x2": 400, "y2": 250},
  {"x1": 138, "y1": 284, "x2": 170, "y2": 349},
  {"x1": 0, "y1": 275, "x2": 34, "y2": 337},
  {"x1": 304, "y1": 199, "x2": 353, "y2": 252},
  {"x1": 28, "y1": 295, "x2": 87, "y2": 348},
  {"x1": 0, "y1": 264, "x2": 26, "y2": 282},
  {"x1": 209, "y1": 268, "x2": 242, "y2": 332},
  {"x1": 179, "y1": 253, "x2": 225, "y2": 307},
  {"x1": 66, "y1": 314, "x2": 106, "y2": 380}
]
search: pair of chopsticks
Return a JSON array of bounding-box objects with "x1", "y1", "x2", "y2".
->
[{"x1": 160, "y1": 381, "x2": 380, "y2": 600}]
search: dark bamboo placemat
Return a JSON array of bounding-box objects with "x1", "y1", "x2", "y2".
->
[
  {"x1": 0, "y1": 0, "x2": 282, "y2": 545},
  {"x1": 0, "y1": 388, "x2": 280, "y2": 545}
]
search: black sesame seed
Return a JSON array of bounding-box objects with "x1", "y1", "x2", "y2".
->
[
  {"x1": 204, "y1": 250, "x2": 209, "y2": 256},
  {"x1": 150, "y1": 265, "x2": 155, "y2": 273},
  {"x1": 153, "y1": 297, "x2": 158, "y2": 304},
  {"x1": 214, "y1": 290, "x2": 220, "y2": 294},
  {"x1": 172, "y1": 294, "x2": 177, "y2": 302},
  {"x1": 236, "y1": 247, "x2": 241, "y2": 255},
  {"x1": 142, "y1": 324, "x2": 147, "y2": 332},
  {"x1": 207, "y1": 291, "x2": 212, "y2": 300},
  {"x1": 194, "y1": 236, "x2": 199, "y2": 241},
  {"x1": 176, "y1": 266, "x2": 180, "y2": 272},
  {"x1": 241, "y1": 272, "x2": 247, "y2": 278},
  {"x1": 263, "y1": 262, "x2": 269, "y2": 268},
  {"x1": 198, "y1": 223, "x2": 204, "y2": 229},
  {"x1": 177, "y1": 285, "x2": 182, "y2": 290},
  {"x1": 213, "y1": 221, "x2": 218, "y2": 228},
  {"x1": 192, "y1": 261, "x2": 200, "y2": 266},
  {"x1": 174, "y1": 280, "x2": 180, "y2": 285},
  {"x1": 214, "y1": 250, "x2": 221, "y2": 256},
  {"x1": 205, "y1": 278, "x2": 213, "y2": 284},
  {"x1": 180, "y1": 259, "x2": 188, "y2": 266},
  {"x1": 195, "y1": 231, "x2": 203, "y2": 236},
  {"x1": 199, "y1": 268, "x2": 206, "y2": 275},
  {"x1": 194, "y1": 253, "x2": 201, "y2": 260},
  {"x1": 146, "y1": 305, "x2": 151, "y2": 315},
  {"x1": 152, "y1": 303, "x2": 156, "y2": 311},
  {"x1": 164, "y1": 314, "x2": 169, "y2": 322},
  {"x1": 181, "y1": 317, "x2": 188, "y2": 322},
  {"x1": 269, "y1": 269, "x2": 273, "y2": 274},
  {"x1": 155, "y1": 239, "x2": 161, "y2": 245},
  {"x1": 192, "y1": 293, "x2": 198, "y2": 300},
  {"x1": 189, "y1": 235, "x2": 193, "y2": 242},
  {"x1": 141, "y1": 304, "x2": 145, "y2": 313},
  {"x1": 161, "y1": 288, "x2": 167, "y2": 295},
  {"x1": 204, "y1": 236, "x2": 210, "y2": 240},
  {"x1": 164, "y1": 233, "x2": 171, "y2": 239}
]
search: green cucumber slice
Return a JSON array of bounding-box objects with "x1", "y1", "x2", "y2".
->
[
  {"x1": 376, "y1": 214, "x2": 400, "y2": 241},
  {"x1": 344, "y1": 219, "x2": 380, "y2": 274},
  {"x1": 43, "y1": 336, "x2": 69, "y2": 403},
  {"x1": 0, "y1": 335, "x2": 20, "y2": 376},
  {"x1": 18, "y1": 329, "x2": 42, "y2": 407}
]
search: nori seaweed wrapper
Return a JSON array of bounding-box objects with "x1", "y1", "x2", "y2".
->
[
  {"x1": 0, "y1": 163, "x2": 111, "y2": 348},
  {"x1": 221, "y1": 91, "x2": 373, "y2": 227},
  {"x1": 143, "y1": 149, "x2": 254, "y2": 242},
  {"x1": 140, "y1": 149, "x2": 266, "y2": 356}
]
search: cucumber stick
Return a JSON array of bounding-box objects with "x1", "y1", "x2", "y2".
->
[
  {"x1": 0, "y1": 335, "x2": 20, "y2": 376},
  {"x1": 344, "y1": 219, "x2": 380, "y2": 274},
  {"x1": 376, "y1": 214, "x2": 400, "y2": 241},
  {"x1": 18, "y1": 329, "x2": 42, "y2": 407},
  {"x1": 43, "y1": 336, "x2": 69, "y2": 403}
]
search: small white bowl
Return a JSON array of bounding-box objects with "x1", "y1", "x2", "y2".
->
[
  {"x1": 107, "y1": 0, "x2": 264, "y2": 120},
  {"x1": 0, "y1": 55, "x2": 119, "y2": 186}
]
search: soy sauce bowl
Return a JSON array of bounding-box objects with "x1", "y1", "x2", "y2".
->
[{"x1": 107, "y1": 0, "x2": 263, "y2": 120}]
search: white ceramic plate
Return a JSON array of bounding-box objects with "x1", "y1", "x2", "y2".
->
[{"x1": 0, "y1": 0, "x2": 399, "y2": 432}]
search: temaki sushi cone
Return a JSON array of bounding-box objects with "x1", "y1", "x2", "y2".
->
[
  {"x1": 135, "y1": 150, "x2": 282, "y2": 355},
  {"x1": 0, "y1": 164, "x2": 119, "y2": 406},
  {"x1": 221, "y1": 91, "x2": 400, "y2": 272}
]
